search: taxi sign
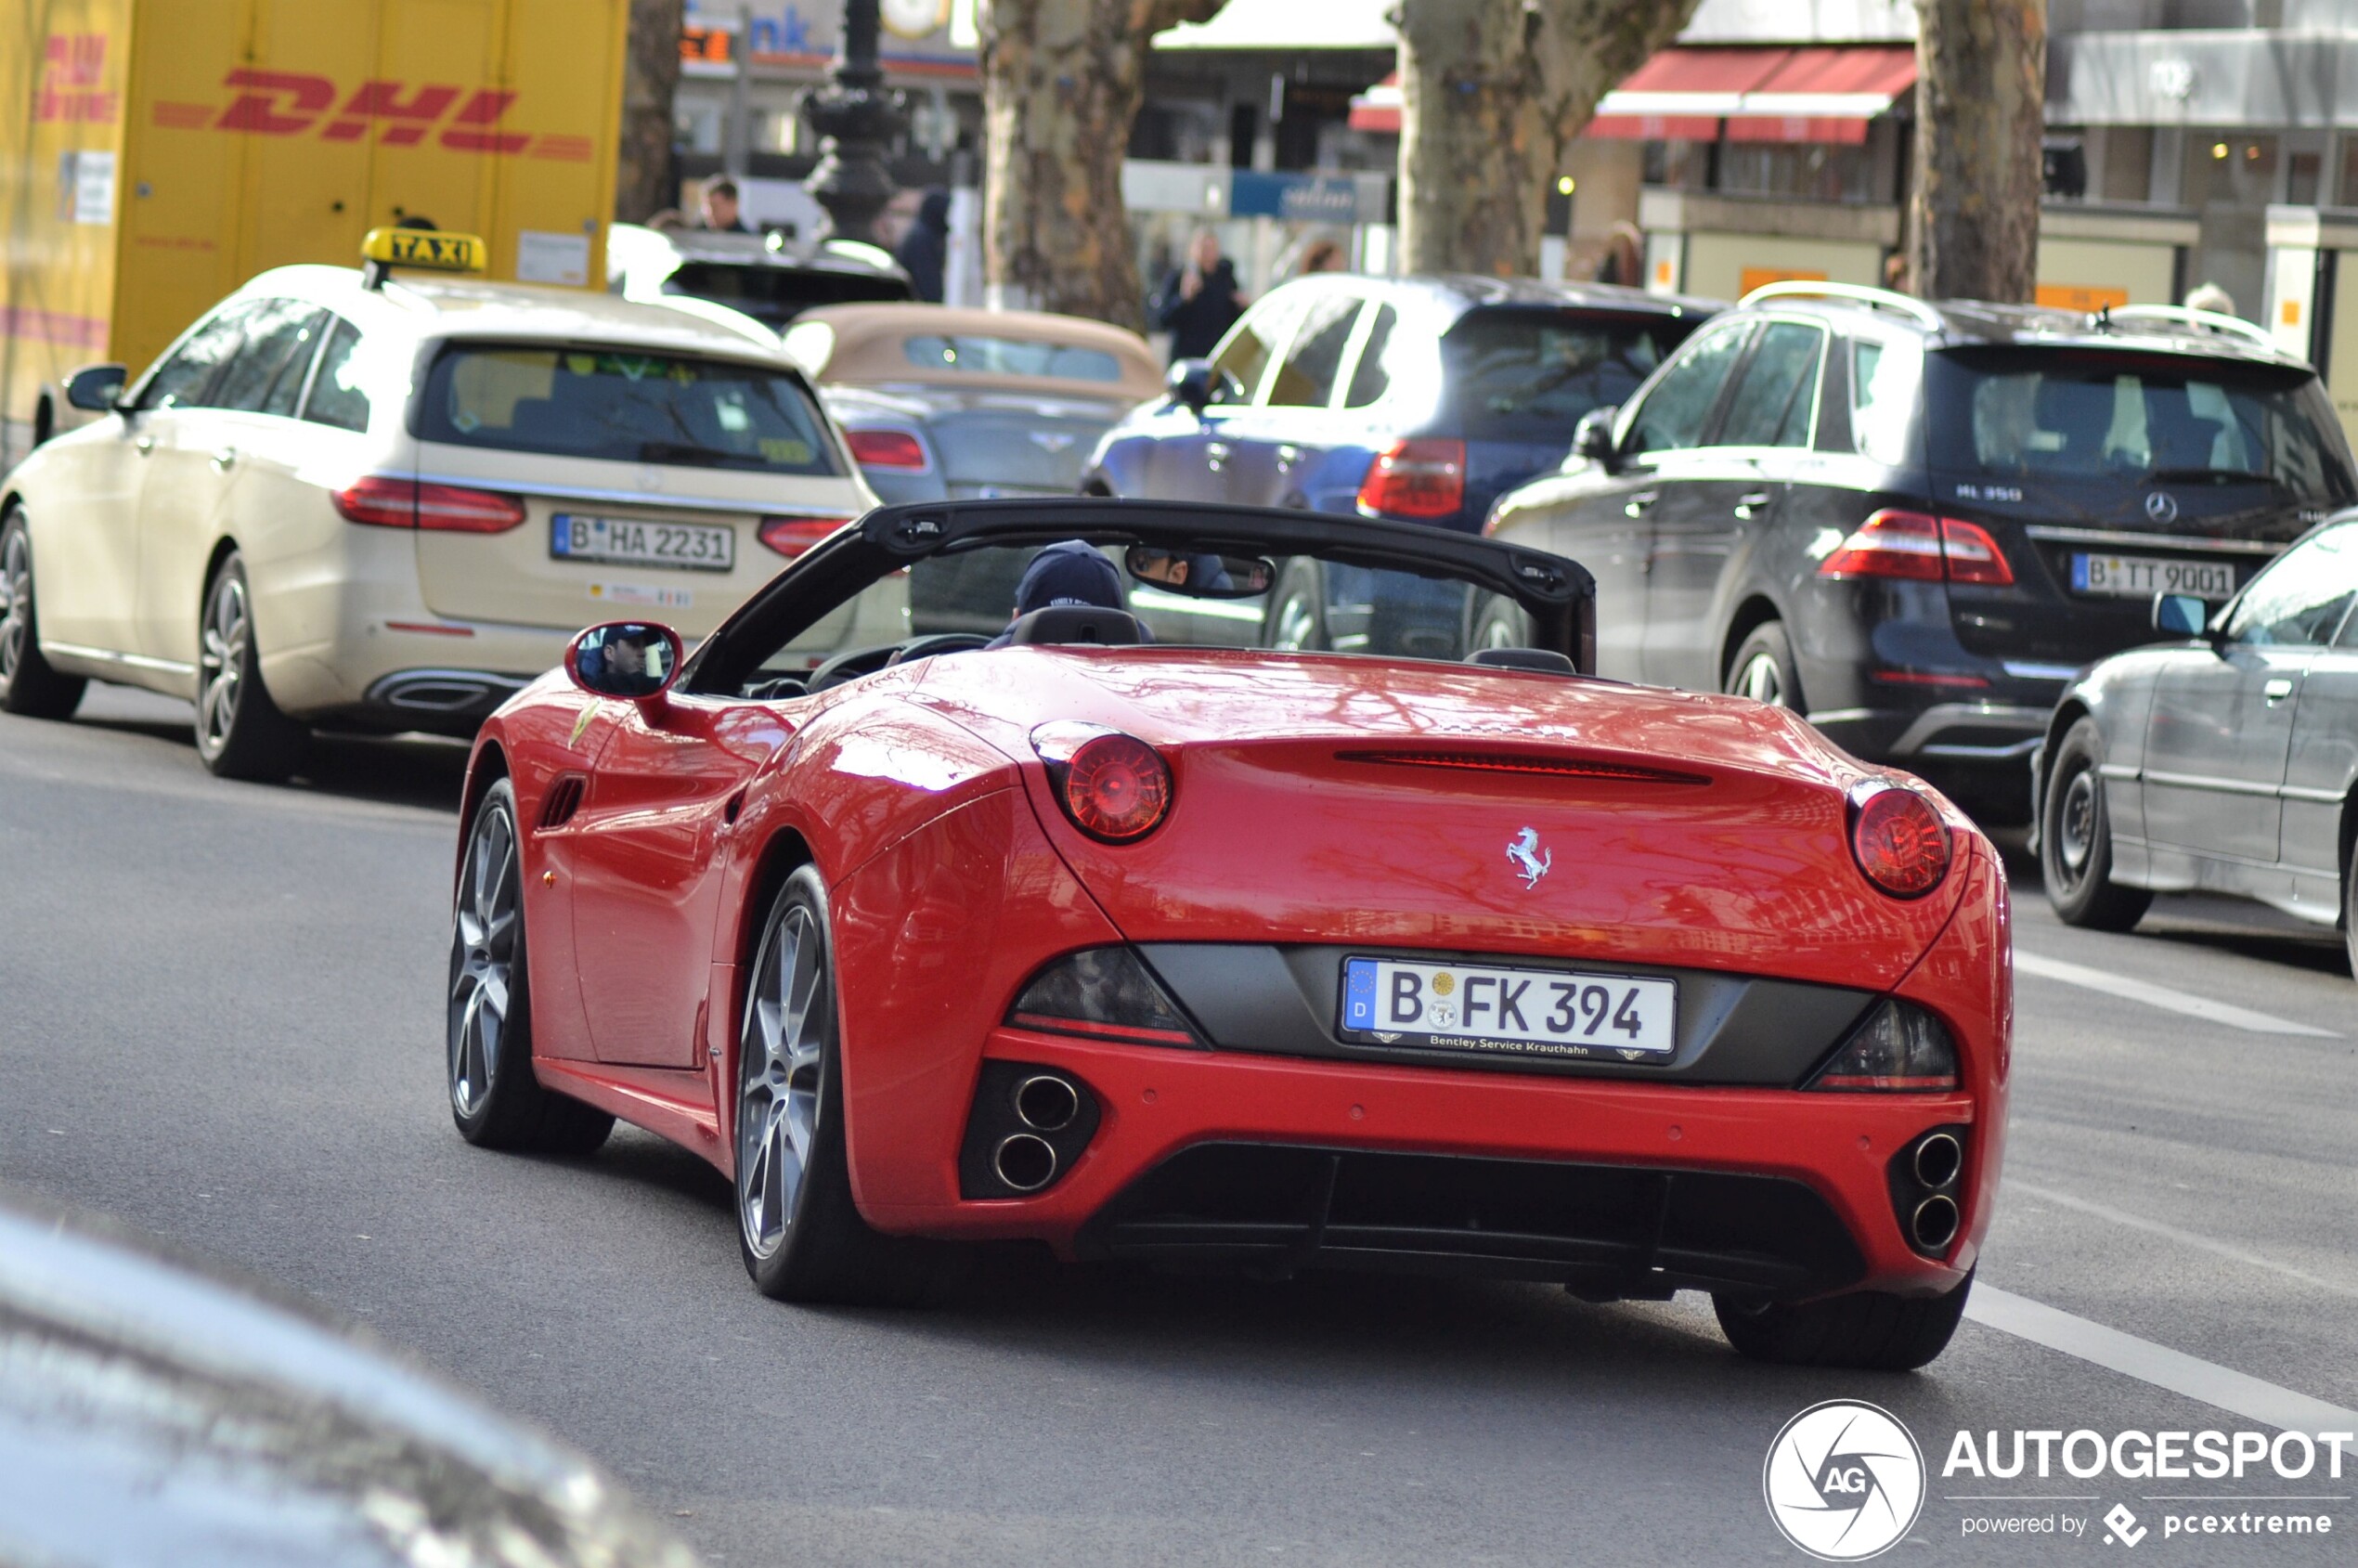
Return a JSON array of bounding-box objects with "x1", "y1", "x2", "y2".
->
[{"x1": 360, "y1": 227, "x2": 488, "y2": 281}]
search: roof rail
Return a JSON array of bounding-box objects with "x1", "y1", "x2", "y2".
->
[
  {"x1": 1737, "y1": 279, "x2": 1944, "y2": 330},
  {"x1": 2092, "y1": 303, "x2": 2276, "y2": 349}
]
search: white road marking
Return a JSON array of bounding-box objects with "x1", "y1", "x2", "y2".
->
[
  {"x1": 2013, "y1": 950, "x2": 2339, "y2": 1038},
  {"x1": 1968, "y1": 1286, "x2": 2358, "y2": 1458},
  {"x1": 2006, "y1": 1179, "x2": 2358, "y2": 1301}
]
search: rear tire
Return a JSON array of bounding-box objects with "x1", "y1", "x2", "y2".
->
[
  {"x1": 1715, "y1": 1270, "x2": 1974, "y2": 1371},
  {"x1": 1724, "y1": 621, "x2": 1803, "y2": 710},
  {"x1": 196, "y1": 551, "x2": 309, "y2": 782},
  {"x1": 2041, "y1": 718, "x2": 2150, "y2": 931},
  {"x1": 0, "y1": 510, "x2": 87, "y2": 719},
  {"x1": 1262, "y1": 560, "x2": 1328, "y2": 652},
  {"x1": 2342, "y1": 832, "x2": 2358, "y2": 984},
  {"x1": 447, "y1": 780, "x2": 615, "y2": 1156},
  {"x1": 736, "y1": 865, "x2": 951, "y2": 1305}
]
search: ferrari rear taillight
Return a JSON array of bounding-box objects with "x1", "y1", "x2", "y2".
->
[
  {"x1": 331, "y1": 476, "x2": 525, "y2": 533},
  {"x1": 1807, "y1": 1000, "x2": 1959, "y2": 1091},
  {"x1": 758, "y1": 515, "x2": 850, "y2": 558},
  {"x1": 1031, "y1": 723, "x2": 1172, "y2": 843},
  {"x1": 1006, "y1": 947, "x2": 1199, "y2": 1046},
  {"x1": 1849, "y1": 782, "x2": 1952, "y2": 899},
  {"x1": 1356, "y1": 437, "x2": 1465, "y2": 520},
  {"x1": 845, "y1": 428, "x2": 929, "y2": 471},
  {"x1": 1817, "y1": 509, "x2": 2014, "y2": 586}
]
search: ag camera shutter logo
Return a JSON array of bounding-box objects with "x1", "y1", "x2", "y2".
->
[{"x1": 1764, "y1": 1400, "x2": 1926, "y2": 1561}]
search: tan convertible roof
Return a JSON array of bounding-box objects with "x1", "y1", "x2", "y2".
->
[{"x1": 794, "y1": 303, "x2": 1163, "y2": 399}]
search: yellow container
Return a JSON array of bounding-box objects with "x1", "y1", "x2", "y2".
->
[{"x1": 1, "y1": 0, "x2": 628, "y2": 463}]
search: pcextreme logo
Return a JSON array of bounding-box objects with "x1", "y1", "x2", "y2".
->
[
  {"x1": 1764, "y1": 1400, "x2": 1928, "y2": 1562},
  {"x1": 147, "y1": 71, "x2": 591, "y2": 162}
]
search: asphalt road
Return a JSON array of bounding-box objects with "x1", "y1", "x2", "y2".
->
[{"x1": 4, "y1": 684, "x2": 2354, "y2": 1566}]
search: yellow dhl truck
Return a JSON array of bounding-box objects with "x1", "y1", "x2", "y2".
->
[{"x1": 0, "y1": 0, "x2": 628, "y2": 467}]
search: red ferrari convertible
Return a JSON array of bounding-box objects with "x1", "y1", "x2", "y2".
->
[{"x1": 447, "y1": 499, "x2": 2009, "y2": 1369}]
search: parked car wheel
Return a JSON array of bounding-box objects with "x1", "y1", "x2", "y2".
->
[
  {"x1": 1467, "y1": 592, "x2": 1529, "y2": 652},
  {"x1": 1263, "y1": 560, "x2": 1328, "y2": 652},
  {"x1": 2342, "y1": 833, "x2": 2358, "y2": 984},
  {"x1": 448, "y1": 780, "x2": 615, "y2": 1155},
  {"x1": 1725, "y1": 621, "x2": 1803, "y2": 710},
  {"x1": 2041, "y1": 718, "x2": 2150, "y2": 931},
  {"x1": 737, "y1": 865, "x2": 950, "y2": 1305},
  {"x1": 195, "y1": 552, "x2": 309, "y2": 782},
  {"x1": 1714, "y1": 1271, "x2": 1973, "y2": 1370},
  {"x1": 0, "y1": 510, "x2": 87, "y2": 719}
]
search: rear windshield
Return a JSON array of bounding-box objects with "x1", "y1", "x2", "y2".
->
[
  {"x1": 901, "y1": 332, "x2": 1127, "y2": 383},
  {"x1": 1925, "y1": 348, "x2": 2355, "y2": 502},
  {"x1": 1442, "y1": 309, "x2": 1688, "y2": 436},
  {"x1": 664, "y1": 262, "x2": 913, "y2": 327},
  {"x1": 417, "y1": 345, "x2": 841, "y2": 475}
]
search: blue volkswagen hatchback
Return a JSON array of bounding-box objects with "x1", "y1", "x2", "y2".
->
[{"x1": 1084, "y1": 274, "x2": 1713, "y2": 654}]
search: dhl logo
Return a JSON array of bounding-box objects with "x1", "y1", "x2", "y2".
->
[{"x1": 150, "y1": 71, "x2": 591, "y2": 162}]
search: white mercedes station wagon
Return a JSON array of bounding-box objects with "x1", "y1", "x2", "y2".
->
[{"x1": 0, "y1": 228, "x2": 898, "y2": 779}]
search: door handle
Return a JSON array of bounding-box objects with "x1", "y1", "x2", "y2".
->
[
  {"x1": 1624, "y1": 490, "x2": 1660, "y2": 518},
  {"x1": 2264, "y1": 677, "x2": 2295, "y2": 703},
  {"x1": 1733, "y1": 490, "x2": 1772, "y2": 520},
  {"x1": 211, "y1": 446, "x2": 238, "y2": 472},
  {"x1": 134, "y1": 436, "x2": 154, "y2": 456}
]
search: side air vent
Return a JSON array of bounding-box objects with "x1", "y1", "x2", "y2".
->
[
  {"x1": 538, "y1": 773, "x2": 587, "y2": 831},
  {"x1": 1335, "y1": 749, "x2": 1709, "y2": 786}
]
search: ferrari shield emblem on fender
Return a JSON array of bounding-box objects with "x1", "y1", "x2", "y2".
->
[
  {"x1": 1507, "y1": 826, "x2": 1551, "y2": 888},
  {"x1": 568, "y1": 706, "x2": 596, "y2": 748}
]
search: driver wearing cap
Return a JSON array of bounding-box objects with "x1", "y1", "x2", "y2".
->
[{"x1": 983, "y1": 541, "x2": 1140, "y2": 649}]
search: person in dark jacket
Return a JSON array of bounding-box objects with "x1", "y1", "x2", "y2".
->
[
  {"x1": 1153, "y1": 229, "x2": 1247, "y2": 362},
  {"x1": 982, "y1": 542, "x2": 1144, "y2": 650},
  {"x1": 893, "y1": 189, "x2": 951, "y2": 303}
]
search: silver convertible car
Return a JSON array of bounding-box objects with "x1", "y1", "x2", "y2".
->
[{"x1": 2033, "y1": 510, "x2": 2358, "y2": 970}]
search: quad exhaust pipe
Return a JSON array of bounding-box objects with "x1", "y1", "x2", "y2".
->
[
  {"x1": 1911, "y1": 1194, "x2": 1960, "y2": 1252},
  {"x1": 1912, "y1": 1131, "x2": 1963, "y2": 1189},
  {"x1": 992, "y1": 1133, "x2": 1059, "y2": 1193},
  {"x1": 1015, "y1": 1074, "x2": 1080, "y2": 1133}
]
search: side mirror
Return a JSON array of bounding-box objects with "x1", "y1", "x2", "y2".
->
[
  {"x1": 1572, "y1": 406, "x2": 1619, "y2": 469},
  {"x1": 2152, "y1": 592, "x2": 2209, "y2": 640},
  {"x1": 566, "y1": 621, "x2": 684, "y2": 707},
  {"x1": 1167, "y1": 357, "x2": 1216, "y2": 413},
  {"x1": 64, "y1": 364, "x2": 127, "y2": 412}
]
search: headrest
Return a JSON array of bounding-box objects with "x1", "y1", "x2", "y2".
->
[
  {"x1": 1466, "y1": 646, "x2": 1575, "y2": 675},
  {"x1": 1004, "y1": 605, "x2": 1147, "y2": 647}
]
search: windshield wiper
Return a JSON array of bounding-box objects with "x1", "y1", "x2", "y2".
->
[{"x1": 637, "y1": 441, "x2": 765, "y2": 468}]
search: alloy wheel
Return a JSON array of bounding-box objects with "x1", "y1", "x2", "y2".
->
[
  {"x1": 1271, "y1": 590, "x2": 1321, "y2": 651},
  {"x1": 738, "y1": 903, "x2": 825, "y2": 1262},
  {"x1": 0, "y1": 527, "x2": 28, "y2": 684},
  {"x1": 2054, "y1": 768, "x2": 2099, "y2": 890},
  {"x1": 1733, "y1": 652, "x2": 1786, "y2": 706},
  {"x1": 197, "y1": 571, "x2": 250, "y2": 753},
  {"x1": 448, "y1": 802, "x2": 521, "y2": 1118}
]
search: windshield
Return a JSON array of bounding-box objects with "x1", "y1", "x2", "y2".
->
[
  {"x1": 1442, "y1": 309, "x2": 1686, "y2": 436},
  {"x1": 1925, "y1": 348, "x2": 2355, "y2": 501},
  {"x1": 663, "y1": 262, "x2": 913, "y2": 327},
  {"x1": 900, "y1": 333, "x2": 1128, "y2": 384},
  {"x1": 417, "y1": 345, "x2": 841, "y2": 474}
]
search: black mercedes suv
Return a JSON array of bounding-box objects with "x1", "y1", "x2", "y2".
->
[{"x1": 1483, "y1": 282, "x2": 2358, "y2": 820}]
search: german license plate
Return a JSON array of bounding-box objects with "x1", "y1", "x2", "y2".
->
[
  {"x1": 2070, "y1": 552, "x2": 2235, "y2": 599},
  {"x1": 551, "y1": 513, "x2": 734, "y2": 573},
  {"x1": 1338, "y1": 956, "x2": 1677, "y2": 1060}
]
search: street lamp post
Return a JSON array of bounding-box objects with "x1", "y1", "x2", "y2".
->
[{"x1": 802, "y1": 0, "x2": 904, "y2": 243}]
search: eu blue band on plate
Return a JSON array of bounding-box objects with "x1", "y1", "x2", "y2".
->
[{"x1": 1343, "y1": 959, "x2": 1378, "y2": 1030}]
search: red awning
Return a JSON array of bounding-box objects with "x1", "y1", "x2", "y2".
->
[
  {"x1": 1348, "y1": 72, "x2": 1400, "y2": 134},
  {"x1": 1589, "y1": 45, "x2": 1914, "y2": 144}
]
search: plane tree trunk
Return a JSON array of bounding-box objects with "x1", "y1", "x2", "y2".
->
[
  {"x1": 615, "y1": 0, "x2": 687, "y2": 223},
  {"x1": 1397, "y1": 0, "x2": 1701, "y2": 278},
  {"x1": 1909, "y1": 0, "x2": 2047, "y2": 302},
  {"x1": 978, "y1": 0, "x2": 1226, "y2": 328}
]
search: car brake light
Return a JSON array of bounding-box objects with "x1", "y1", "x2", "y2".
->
[
  {"x1": 758, "y1": 515, "x2": 849, "y2": 558},
  {"x1": 845, "y1": 428, "x2": 928, "y2": 470},
  {"x1": 1006, "y1": 947, "x2": 1199, "y2": 1046},
  {"x1": 1807, "y1": 999, "x2": 1959, "y2": 1091},
  {"x1": 1357, "y1": 437, "x2": 1465, "y2": 520},
  {"x1": 330, "y1": 476, "x2": 524, "y2": 533},
  {"x1": 1031, "y1": 722, "x2": 1173, "y2": 843},
  {"x1": 1848, "y1": 782, "x2": 1952, "y2": 899},
  {"x1": 1819, "y1": 508, "x2": 2014, "y2": 585}
]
